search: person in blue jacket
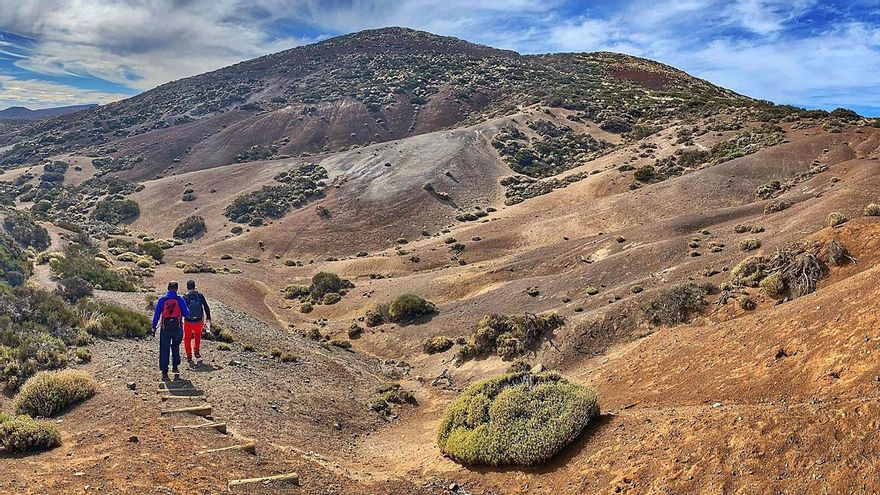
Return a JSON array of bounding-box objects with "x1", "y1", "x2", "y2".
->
[{"x1": 152, "y1": 281, "x2": 190, "y2": 380}]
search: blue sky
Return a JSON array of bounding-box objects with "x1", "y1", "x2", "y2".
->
[{"x1": 0, "y1": 0, "x2": 878, "y2": 116}]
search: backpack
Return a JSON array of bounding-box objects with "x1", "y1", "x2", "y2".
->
[
  {"x1": 184, "y1": 292, "x2": 203, "y2": 322},
  {"x1": 161, "y1": 297, "x2": 182, "y2": 332}
]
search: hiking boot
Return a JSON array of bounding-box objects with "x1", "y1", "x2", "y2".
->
[
  {"x1": 172, "y1": 366, "x2": 179, "y2": 374},
  {"x1": 161, "y1": 372, "x2": 170, "y2": 381},
  {"x1": 194, "y1": 351, "x2": 202, "y2": 360},
  {"x1": 187, "y1": 357, "x2": 194, "y2": 366}
]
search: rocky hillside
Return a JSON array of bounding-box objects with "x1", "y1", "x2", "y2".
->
[{"x1": 0, "y1": 27, "x2": 756, "y2": 179}]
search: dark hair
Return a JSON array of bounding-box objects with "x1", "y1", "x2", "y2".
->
[
  {"x1": 186, "y1": 279, "x2": 196, "y2": 290},
  {"x1": 167, "y1": 281, "x2": 179, "y2": 292}
]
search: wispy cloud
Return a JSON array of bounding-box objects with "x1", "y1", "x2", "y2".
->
[{"x1": 0, "y1": 75, "x2": 130, "y2": 108}]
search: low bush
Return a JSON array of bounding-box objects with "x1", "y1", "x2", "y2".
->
[
  {"x1": 92, "y1": 199, "x2": 140, "y2": 225},
  {"x1": 75, "y1": 347, "x2": 91, "y2": 363},
  {"x1": 739, "y1": 238, "x2": 761, "y2": 252},
  {"x1": 370, "y1": 384, "x2": 417, "y2": 415},
  {"x1": 51, "y1": 244, "x2": 137, "y2": 292},
  {"x1": 0, "y1": 414, "x2": 61, "y2": 453},
  {"x1": 0, "y1": 231, "x2": 32, "y2": 286},
  {"x1": 764, "y1": 200, "x2": 791, "y2": 214},
  {"x1": 865, "y1": 204, "x2": 880, "y2": 217},
  {"x1": 13, "y1": 369, "x2": 97, "y2": 417},
  {"x1": 645, "y1": 282, "x2": 711, "y2": 325},
  {"x1": 88, "y1": 303, "x2": 150, "y2": 339},
  {"x1": 456, "y1": 313, "x2": 565, "y2": 363},
  {"x1": 139, "y1": 242, "x2": 164, "y2": 262},
  {"x1": 3, "y1": 211, "x2": 50, "y2": 251},
  {"x1": 56, "y1": 276, "x2": 93, "y2": 303},
  {"x1": 759, "y1": 271, "x2": 785, "y2": 298},
  {"x1": 826, "y1": 211, "x2": 848, "y2": 228},
  {"x1": 437, "y1": 372, "x2": 599, "y2": 466},
  {"x1": 310, "y1": 271, "x2": 353, "y2": 299},
  {"x1": 173, "y1": 215, "x2": 206, "y2": 240},
  {"x1": 423, "y1": 336, "x2": 454, "y2": 354},
  {"x1": 387, "y1": 293, "x2": 436, "y2": 323}
]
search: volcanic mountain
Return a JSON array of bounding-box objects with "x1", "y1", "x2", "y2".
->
[{"x1": 0, "y1": 27, "x2": 879, "y2": 495}]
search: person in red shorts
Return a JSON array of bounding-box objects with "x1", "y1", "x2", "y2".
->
[{"x1": 182, "y1": 279, "x2": 212, "y2": 365}]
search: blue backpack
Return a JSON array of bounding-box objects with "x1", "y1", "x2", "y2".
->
[{"x1": 184, "y1": 292, "x2": 204, "y2": 322}]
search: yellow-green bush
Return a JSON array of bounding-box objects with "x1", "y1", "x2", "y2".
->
[
  {"x1": 387, "y1": 293, "x2": 436, "y2": 322},
  {"x1": 759, "y1": 271, "x2": 785, "y2": 298},
  {"x1": 0, "y1": 413, "x2": 61, "y2": 453},
  {"x1": 13, "y1": 369, "x2": 97, "y2": 417},
  {"x1": 423, "y1": 336, "x2": 454, "y2": 354},
  {"x1": 826, "y1": 211, "x2": 848, "y2": 228},
  {"x1": 437, "y1": 372, "x2": 599, "y2": 466}
]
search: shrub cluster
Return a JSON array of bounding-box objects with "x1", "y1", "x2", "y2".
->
[
  {"x1": 423, "y1": 336, "x2": 454, "y2": 354},
  {"x1": 0, "y1": 413, "x2": 61, "y2": 453},
  {"x1": 3, "y1": 211, "x2": 50, "y2": 251},
  {"x1": 366, "y1": 293, "x2": 437, "y2": 326},
  {"x1": 456, "y1": 313, "x2": 565, "y2": 363},
  {"x1": 0, "y1": 231, "x2": 32, "y2": 286},
  {"x1": 225, "y1": 164, "x2": 327, "y2": 224},
  {"x1": 50, "y1": 243, "x2": 137, "y2": 292},
  {"x1": 645, "y1": 282, "x2": 712, "y2": 325},
  {"x1": 437, "y1": 372, "x2": 599, "y2": 466},
  {"x1": 92, "y1": 198, "x2": 140, "y2": 225},
  {"x1": 173, "y1": 215, "x2": 206, "y2": 240},
  {"x1": 282, "y1": 271, "x2": 354, "y2": 308},
  {"x1": 370, "y1": 383, "x2": 417, "y2": 415},
  {"x1": 13, "y1": 369, "x2": 97, "y2": 417}
]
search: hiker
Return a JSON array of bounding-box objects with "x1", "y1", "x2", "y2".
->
[
  {"x1": 183, "y1": 279, "x2": 212, "y2": 365},
  {"x1": 152, "y1": 281, "x2": 190, "y2": 380}
]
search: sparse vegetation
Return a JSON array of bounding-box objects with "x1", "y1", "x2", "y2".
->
[
  {"x1": 51, "y1": 243, "x2": 137, "y2": 292},
  {"x1": 456, "y1": 313, "x2": 565, "y2": 363},
  {"x1": 225, "y1": 163, "x2": 327, "y2": 224},
  {"x1": 437, "y1": 372, "x2": 599, "y2": 466},
  {"x1": 645, "y1": 282, "x2": 711, "y2": 325},
  {"x1": 173, "y1": 215, "x2": 206, "y2": 239},
  {"x1": 826, "y1": 211, "x2": 848, "y2": 228},
  {"x1": 0, "y1": 413, "x2": 61, "y2": 453},
  {"x1": 423, "y1": 336, "x2": 454, "y2": 354},
  {"x1": 3, "y1": 211, "x2": 50, "y2": 251},
  {"x1": 739, "y1": 238, "x2": 761, "y2": 252},
  {"x1": 13, "y1": 369, "x2": 97, "y2": 417},
  {"x1": 92, "y1": 198, "x2": 140, "y2": 225},
  {"x1": 864, "y1": 203, "x2": 880, "y2": 216}
]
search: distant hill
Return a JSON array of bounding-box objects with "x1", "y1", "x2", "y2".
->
[{"x1": 0, "y1": 103, "x2": 97, "y2": 121}]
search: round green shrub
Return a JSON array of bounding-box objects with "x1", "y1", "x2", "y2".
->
[
  {"x1": 0, "y1": 414, "x2": 61, "y2": 453},
  {"x1": 13, "y1": 369, "x2": 98, "y2": 417},
  {"x1": 437, "y1": 372, "x2": 599, "y2": 466},
  {"x1": 387, "y1": 293, "x2": 436, "y2": 322}
]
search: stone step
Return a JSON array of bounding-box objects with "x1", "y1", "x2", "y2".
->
[
  {"x1": 156, "y1": 388, "x2": 203, "y2": 396},
  {"x1": 160, "y1": 394, "x2": 207, "y2": 401},
  {"x1": 172, "y1": 422, "x2": 227, "y2": 434},
  {"x1": 227, "y1": 473, "x2": 299, "y2": 492},
  {"x1": 160, "y1": 405, "x2": 212, "y2": 417},
  {"x1": 196, "y1": 442, "x2": 256, "y2": 456}
]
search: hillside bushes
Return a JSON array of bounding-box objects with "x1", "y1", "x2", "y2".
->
[
  {"x1": 12, "y1": 369, "x2": 97, "y2": 418},
  {"x1": 50, "y1": 243, "x2": 137, "y2": 291},
  {"x1": 0, "y1": 413, "x2": 61, "y2": 453},
  {"x1": 645, "y1": 282, "x2": 712, "y2": 325},
  {"x1": 224, "y1": 163, "x2": 328, "y2": 224},
  {"x1": 173, "y1": 215, "x2": 206, "y2": 239},
  {"x1": 3, "y1": 211, "x2": 50, "y2": 251},
  {"x1": 456, "y1": 313, "x2": 565, "y2": 363},
  {"x1": 437, "y1": 372, "x2": 599, "y2": 466},
  {"x1": 282, "y1": 271, "x2": 354, "y2": 308},
  {"x1": 365, "y1": 293, "x2": 436, "y2": 326},
  {"x1": 92, "y1": 198, "x2": 140, "y2": 224},
  {"x1": 0, "y1": 231, "x2": 32, "y2": 286}
]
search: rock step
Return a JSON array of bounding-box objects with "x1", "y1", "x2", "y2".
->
[
  {"x1": 227, "y1": 472, "x2": 299, "y2": 492},
  {"x1": 160, "y1": 405, "x2": 212, "y2": 417},
  {"x1": 172, "y1": 422, "x2": 227, "y2": 434},
  {"x1": 156, "y1": 388, "x2": 203, "y2": 396},
  {"x1": 160, "y1": 394, "x2": 207, "y2": 401},
  {"x1": 196, "y1": 442, "x2": 256, "y2": 456}
]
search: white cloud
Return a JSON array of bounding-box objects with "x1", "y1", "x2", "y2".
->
[{"x1": 0, "y1": 75, "x2": 130, "y2": 108}]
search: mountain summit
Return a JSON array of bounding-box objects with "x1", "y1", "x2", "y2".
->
[{"x1": 1, "y1": 27, "x2": 750, "y2": 177}]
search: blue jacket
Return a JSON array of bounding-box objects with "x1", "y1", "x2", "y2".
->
[{"x1": 152, "y1": 291, "x2": 191, "y2": 329}]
